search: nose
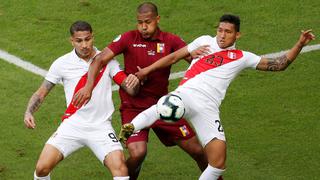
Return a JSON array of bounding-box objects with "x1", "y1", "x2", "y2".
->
[
  {"x1": 81, "y1": 41, "x2": 89, "y2": 48},
  {"x1": 220, "y1": 32, "x2": 226, "y2": 38},
  {"x1": 142, "y1": 22, "x2": 147, "y2": 30}
]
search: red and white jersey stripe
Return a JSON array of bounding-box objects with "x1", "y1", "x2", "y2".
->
[
  {"x1": 45, "y1": 49, "x2": 124, "y2": 128},
  {"x1": 176, "y1": 36, "x2": 261, "y2": 110}
]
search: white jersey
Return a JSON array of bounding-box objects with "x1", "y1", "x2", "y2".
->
[
  {"x1": 45, "y1": 49, "x2": 122, "y2": 128},
  {"x1": 177, "y1": 35, "x2": 261, "y2": 112}
]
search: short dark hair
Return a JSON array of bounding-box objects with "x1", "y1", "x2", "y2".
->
[
  {"x1": 219, "y1": 14, "x2": 240, "y2": 32},
  {"x1": 69, "y1": 21, "x2": 92, "y2": 35},
  {"x1": 137, "y1": 2, "x2": 158, "y2": 16}
]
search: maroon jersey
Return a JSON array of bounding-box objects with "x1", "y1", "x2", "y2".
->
[{"x1": 108, "y1": 29, "x2": 186, "y2": 110}]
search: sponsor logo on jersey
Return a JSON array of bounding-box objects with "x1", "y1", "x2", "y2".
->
[
  {"x1": 113, "y1": 35, "x2": 121, "y2": 42},
  {"x1": 147, "y1": 50, "x2": 155, "y2": 56},
  {"x1": 133, "y1": 44, "x2": 147, "y2": 48},
  {"x1": 157, "y1": 43, "x2": 165, "y2": 53}
]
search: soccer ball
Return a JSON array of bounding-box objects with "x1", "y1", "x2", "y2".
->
[{"x1": 156, "y1": 94, "x2": 185, "y2": 122}]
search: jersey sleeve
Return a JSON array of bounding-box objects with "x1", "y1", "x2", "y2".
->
[
  {"x1": 45, "y1": 59, "x2": 62, "y2": 84},
  {"x1": 244, "y1": 51, "x2": 261, "y2": 69},
  {"x1": 171, "y1": 35, "x2": 187, "y2": 52},
  {"x1": 187, "y1": 35, "x2": 210, "y2": 53},
  {"x1": 107, "y1": 59, "x2": 127, "y2": 85},
  {"x1": 107, "y1": 32, "x2": 129, "y2": 55}
]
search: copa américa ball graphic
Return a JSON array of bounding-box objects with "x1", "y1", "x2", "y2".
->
[{"x1": 156, "y1": 94, "x2": 185, "y2": 122}]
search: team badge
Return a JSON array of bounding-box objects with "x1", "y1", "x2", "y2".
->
[
  {"x1": 157, "y1": 43, "x2": 165, "y2": 53},
  {"x1": 227, "y1": 51, "x2": 237, "y2": 59},
  {"x1": 179, "y1": 125, "x2": 190, "y2": 137},
  {"x1": 113, "y1": 35, "x2": 121, "y2": 42}
]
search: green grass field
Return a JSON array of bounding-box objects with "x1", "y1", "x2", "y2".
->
[{"x1": 0, "y1": 0, "x2": 319, "y2": 179}]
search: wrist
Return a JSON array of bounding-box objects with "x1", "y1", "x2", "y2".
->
[
  {"x1": 25, "y1": 111, "x2": 32, "y2": 115},
  {"x1": 296, "y1": 42, "x2": 304, "y2": 49}
]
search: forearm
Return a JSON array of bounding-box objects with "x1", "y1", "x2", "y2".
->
[
  {"x1": 144, "y1": 53, "x2": 177, "y2": 74},
  {"x1": 25, "y1": 80, "x2": 54, "y2": 115},
  {"x1": 145, "y1": 46, "x2": 189, "y2": 74},
  {"x1": 286, "y1": 41, "x2": 304, "y2": 62},
  {"x1": 86, "y1": 57, "x2": 102, "y2": 89},
  {"x1": 87, "y1": 48, "x2": 115, "y2": 89},
  {"x1": 265, "y1": 42, "x2": 303, "y2": 71},
  {"x1": 132, "y1": 105, "x2": 159, "y2": 132},
  {"x1": 25, "y1": 93, "x2": 43, "y2": 115}
]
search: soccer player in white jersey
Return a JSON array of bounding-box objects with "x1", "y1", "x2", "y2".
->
[
  {"x1": 24, "y1": 21, "x2": 140, "y2": 180},
  {"x1": 118, "y1": 14, "x2": 315, "y2": 179}
]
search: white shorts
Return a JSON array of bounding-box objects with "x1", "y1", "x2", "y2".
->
[
  {"x1": 172, "y1": 90, "x2": 226, "y2": 147},
  {"x1": 46, "y1": 121, "x2": 123, "y2": 163}
]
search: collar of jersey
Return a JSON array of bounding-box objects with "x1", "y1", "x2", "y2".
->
[
  {"x1": 213, "y1": 36, "x2": 236, "y2": 51},
  {"x1": 72, "y1": 47, "x2": 100, "y2": 64}
]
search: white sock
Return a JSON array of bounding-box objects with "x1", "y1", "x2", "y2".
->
[
  {"x1": 113, "y1": 176, "x2": 130, "y2": 180},
  {"x1": 34, "y1": 171, "x2": 51, "y2": 180},
  {"x1": 199, "y1": 165, "x2": 224, "y2": 180},
  {"x1": 132, "y1": 105, "x2": 159, "y2": 131}
]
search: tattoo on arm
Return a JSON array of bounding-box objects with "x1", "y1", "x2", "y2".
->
[
  {"x1": 25, "y1": 80, "x2": 55, "y2": 114},
  {"x1": 26, "y1": 94, "x2": 42, "y2": 114},
  {"x1": 42, "y1": 80, "x2": 55, "y2": 91},
  {"x1": 266, "y1": 55, "x2": 291, "y2": 71}
]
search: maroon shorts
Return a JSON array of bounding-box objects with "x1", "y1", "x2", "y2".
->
[{"x1": 121, "y1": 109, "x2": 196, "y2": 146}]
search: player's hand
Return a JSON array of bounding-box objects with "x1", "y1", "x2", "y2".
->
[
  {"x1": 24, "y1": 112, "x2": 36, "y2": 129},
  {"x1": 298, "y1": 29, "x2": 315, "y2": 47},
  {"x1": 72, "y1": 86, "x2": 92, "y2": 108},
  {"x1": 125, "y1": 74, "x2": 140, "y2": 89},
  {"x1": 118, "y1": 123, "x2": 135, "y2": 144},
  {"x1": 190, "y1": 45, "x2": 210, "y2": 59},
  {"x1": 135, "y1": 66, "x2": 148, "y2": 85}
]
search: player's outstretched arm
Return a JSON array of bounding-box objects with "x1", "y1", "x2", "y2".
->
[
  {"x1": 256, "y1": 29, "x2": 315, "y2": 71},
  {"x1": 72, "y1": 47, "x2": 115, "y2": 107},
  {"x1": 120, "y1": 74, "x2": 140, "y2": 96},
  {"x1": 135, "y1": 46, "x2": 190, "y2": 80},
  {"x1": 24, "y1": 80, "x2": 55, "y2": 129}
]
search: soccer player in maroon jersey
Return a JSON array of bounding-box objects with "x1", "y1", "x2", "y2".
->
[{"x1": 73, "y1": 2, "x2": 208, "y2": 179}]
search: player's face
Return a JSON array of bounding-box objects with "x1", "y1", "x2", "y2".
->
[
  {"x1": 70, "y1": 31, "x2": 94, "y2": 60},
  {"x1": 216, "y1": 22, "x2": 240, "y2": 49},
  {"x1": 136, "y1": 12, "x2": 160, "y2": 39}
]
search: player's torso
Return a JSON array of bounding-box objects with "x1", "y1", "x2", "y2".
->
[
  {"x1": 179, "y1": 48, "x2": 249, "y2": 108},
  {"x1": 112, "y1": 30, "x2": 185, "y2": 108},
  {"x1": 57, "y1": 53, "x2": 115, "y2": 126}
]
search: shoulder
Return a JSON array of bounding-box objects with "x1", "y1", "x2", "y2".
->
[
  {"x1": 242, "y1": 50, "x2": 260, "y2": 58},
  {"x1": 106, "y1": 58, "x2": 120, "y2": 67},
  {"x1": 161, "y1": 31, "x2": 183, "y2": 41},
  {"x1": 194, "y1": 35, "x2": 214, "y2": 43},
  {"x1": 110, "y1": 30, "x2": 138, "y2": 43},
  {"x1": 50, "y1": 50, "x2": 73, "y2": 68}
]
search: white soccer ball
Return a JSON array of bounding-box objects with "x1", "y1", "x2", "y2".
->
[{"x1": 156, "y1": 94, "x2": 185, "y2": 122}]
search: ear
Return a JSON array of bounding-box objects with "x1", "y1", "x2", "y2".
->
[
  {"x1": 156, "y1": 15, "x2": 160, "y2": 23},
  {"x1": 236, "y1": 32, "x2": 241, "y2": 39},
  {"x1": 70, "y1": 36, "x2": 74, "y2": 46}
]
